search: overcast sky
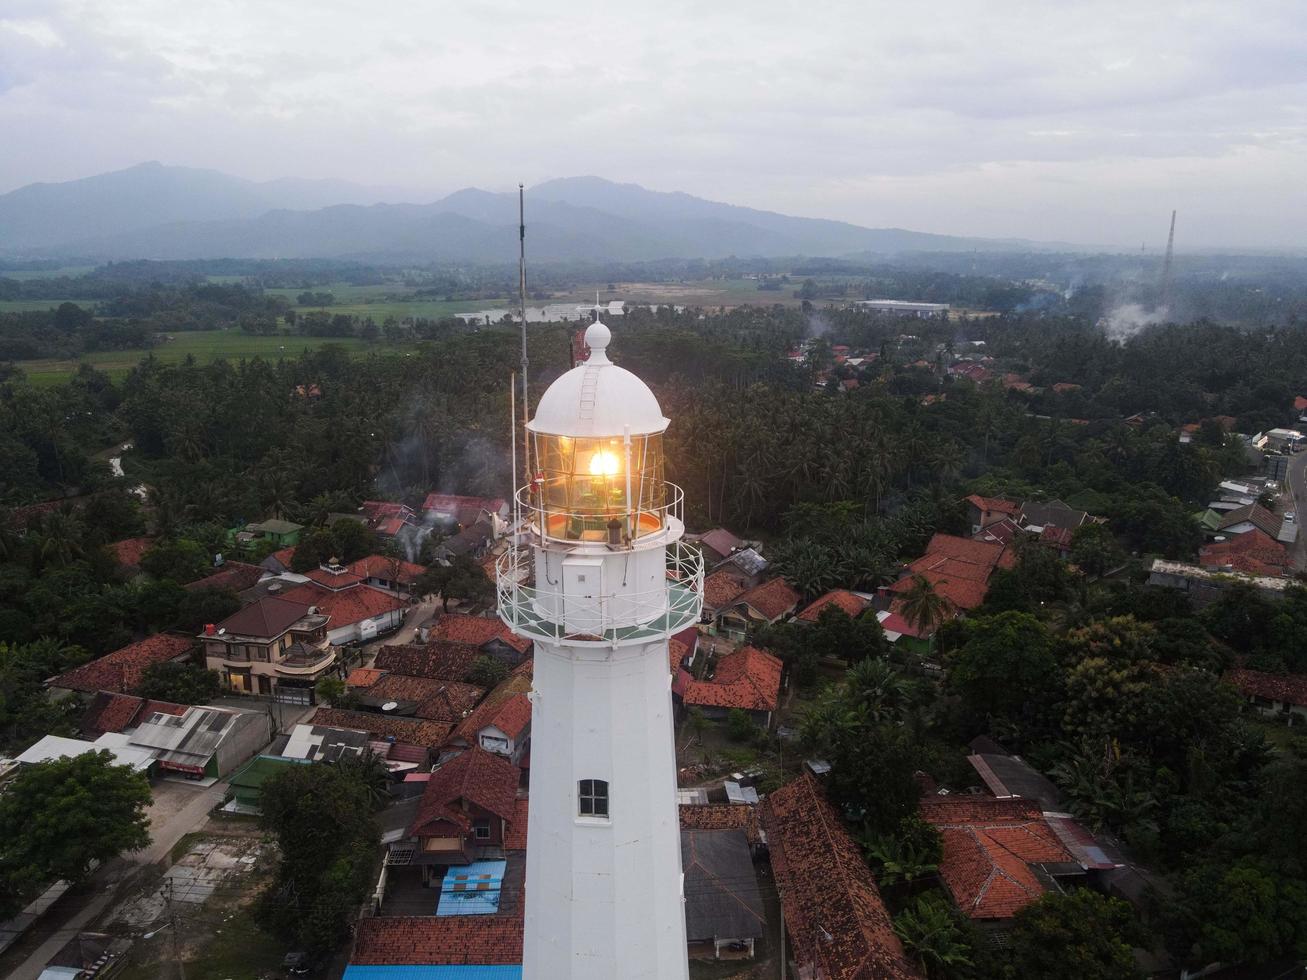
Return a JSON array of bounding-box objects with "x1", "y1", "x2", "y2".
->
[{"x1": 2, "y1": 0, "x2": 1305, "y2": 248}]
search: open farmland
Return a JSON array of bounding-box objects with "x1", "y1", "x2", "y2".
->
[{"x1": 14, "y1": 327, "x2": 415, "y2": 385}]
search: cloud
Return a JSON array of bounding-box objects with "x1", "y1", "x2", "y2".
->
[{"x1": 0, "y1": 0, "x2": 1304, "y2": 247}]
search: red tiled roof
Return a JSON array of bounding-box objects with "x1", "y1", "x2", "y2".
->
[
  {"x1": 504, "y1": 797, "x2": 529, "y2": 850},
  {"x1": 669, "y1": 637, "x2": 689, "y2": 673},
  {"x1": 483, "y1": 693, "x2": 532, "y2": 740},
  {"x1": 346, "y1": 667, "x2": 387, "y2": 688},
  {"x1": 422, "y1": 494, "x2": 508, "y2": 527},
  {"x1": 108, "y1": 537, "x2": 154, "y2": 568},
  {"x1": 732, "y1": 577, "x2": 802, "y2": 621},
  {"x1": 351, "y1": 916, "x2": 523, "y2": 966},
  {"x1": 889, "y1": 566, "x2": 990, "y2": 612},
  {"x1": 302, "y1": 567, "x2": 366, "y2": 589},
  {"x1": 410, "y1": 747, "x2": 520, "y2": 836},
  {"x1": 889, "y1": 533, "x2": 1013, "y2": 612},
  {"x1": 267, "y1": 546, "x2": 296, "y2": 569},
  {"x1": 374, "y1": 641, "x2": 482, "y2": 681},
  {"x1": 81, "y1": 692, "x2": 144, "y2": 736},
  {"x1": 1039, "y1": 525, "x2": 1074, "y2": 550},
  {"x1": 679, "y1": 804, "x2": 762, "y2": 845},
  {"x1": 309, "y1": 708, "x2": 450, "y2": 748},
  {"x1": 1227, "y1": 667, "x2": 1307, "y2": 707},
  {"x1": 1051, "y1": 382, "x2": 1082, "y2": 393},
  {"x1": 918, "y1": 533, "x2": 1010, "y2": 569},
  {"x1": 1295, "y1": 396, "x2": 1307, "y2": 412},
  {"x1": 365, "y1": 674, "x2": 486, "y2": 724},
  {"x1": 430, "y1": 614, "x2": 532, "y2": 655},
  {"x1": 49, "y1": 634, "x2": 196, "y2": 694},
  {"x1": 185, "y1": 561, "x2": 265, "y2": 593},
  {"x1": 963, "y1": 495, "x2": 1020, "y2": 518},
  {"x1": 454, "y1": 673, "x2": 534, "y2": 743},
  {"x1": 347, "y1": 554, "x2": 427, "y2": 585},
  {"x1": 683, "y1": 646, "x2": 783, "y2": 712},
  {"x1": 918, "y1": 796, "x2": 1071, "y2": 920},
  {"x1": 798, "y1": 589, "x2": 870, "y2": 623},
  {"x1": 702, "y1": 568, "x2": 750, "y2": 610},
  {"x1": 761, "y1": 774, "x2": 918, "y2": 980},
  {"x1": 280, "y1": 581, "x2": 407, "y2": 628},
  {"x1": 1200, "y1": 530, "x2": 1291, "y2": 578}
]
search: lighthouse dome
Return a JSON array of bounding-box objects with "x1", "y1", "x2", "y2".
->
[{"x1": 527, "y1": 320, "x2": 668, "y2": 437}]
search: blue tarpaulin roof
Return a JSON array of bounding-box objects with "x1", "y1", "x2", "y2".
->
[
  {"x1": 437, "y1": 860, "x2": 506, "y2": 917},
  {"x1": 344, "y1": 968, "x2": 521, "y2": 980}
]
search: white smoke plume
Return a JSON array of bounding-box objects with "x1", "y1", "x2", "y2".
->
[{"x1": 1100, "y1": 303, "x2": 1168, "y2": 342}]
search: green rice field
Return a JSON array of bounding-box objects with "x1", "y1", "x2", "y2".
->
[{"x1": 15, "y1": 328, "x2": 416, "y2": 386}]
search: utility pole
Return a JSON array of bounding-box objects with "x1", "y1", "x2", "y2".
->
[
  {"x1": 779, "y1": 887, "x2": 786, "y2": 980},
  {"x1": 166, "y1": 876, "x2": 186, "y2": 980}
]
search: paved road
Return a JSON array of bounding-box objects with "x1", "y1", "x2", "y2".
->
[
  {"x1": 1284, "y1": 449, "x2": 1307, "y2": 570},
  {"x1": 5, "y1": 780, "x2": 227, "y2": 980}
]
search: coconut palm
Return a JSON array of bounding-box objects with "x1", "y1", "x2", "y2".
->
[
  {"x1": 845, "y1": 658, "x2": 913, "y2": 723},
  {"x1": 898, "y1": 574, "x2": 955, "y2": 637}
]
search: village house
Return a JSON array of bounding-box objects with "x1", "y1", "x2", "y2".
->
[
  {"x1": 760, "y1": 773, "x2": 918, "y2": 979},
  {"x1": 107, "y1": 536, "x2": 154, "y2": 574},
  {"x1": 347, "y1": 554, "x2": 427, "y2": 595},
  {"x1": 22, "y1": 698, "x2": 269, "y2": 781},
  {"x1": 230, "y1": 517, "x2": 304, "y2": 550},
  {"x1": 424, "y1": 613, "x2": 533, "y2": 667},
  {"x1": 692, "y1": 527, "x2": 745, "y2": 565},
  {"x1": 349, "y1": 672, "x2": 486, "y2": 726},
  {"x1": 433, "y1": 519, "x2": 496, "y2": 564},
  {"x1": 678, "y1": 645, "x2": 783, "y2": 728},
  {"x1": 1198, "y1": 530, "x2": 1292, "y2": 577},
  {"x1": 405, "y1": 748, "x2": 522, "y2": 874},
  {"x1": 681, "y1": 829, "x2": 766, "y2": 961},
  {"x1": 699, "y1": 566, "x2": 752, "y2": 634},
  {"x1": 372, "y1": 639, "x2": 483, "y2": 682},
  {"x1": 1226, "y1": 668, "x2": 1307, "y2": 724},
  {"x1": 1017, "y1": 499, "x2": 1091, "y2": 535},
  {"x1": 918, "y1": 796, "x2": 1078, "y2": 928},
  {"x1": 200, "y1": 595, "x2": 334, "y2": 704},
  {"x1": 309, "y1": 706, "x2": 452, "y2": 751},
  {"x1": 447, "y1": 664, "x2": 534, "y2": 763},
  {"x1": 358, "y1": 500, "x2": 421, "y2": 538},
  {"x1": 887, "y1": 533, "x2": 1014, "y2": 623},
  {"x1": 796, "y1": 588, "x2": 871, "y2": 623},
  {"x1": 669, "y1": 625, "x2": 700, "y2": 673},
  {"x1": 423, "y1": 493, "x2": 510, "y2": 535},
  {"x1": 714, "y1": 577, "x2": 801, "y2": 642},
  {"x1": 185, "y1": 559, "x2": 266, "y2": 594},
  {"x1": 47, "y1": 634, "x2": 197, "y2": 697},
  {"x1": 279, "y1": 564, "x2": 410, "y2": 645}
]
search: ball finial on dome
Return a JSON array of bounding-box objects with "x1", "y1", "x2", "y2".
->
[{"x1": 584, "y1": 320, "x2": 611, "y2": 362}]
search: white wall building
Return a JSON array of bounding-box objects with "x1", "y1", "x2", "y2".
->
[{"x1": 498, "y1": 321, "x2": 703, "y2": 980}]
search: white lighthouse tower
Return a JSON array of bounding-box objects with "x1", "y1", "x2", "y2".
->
[{"x1": 497, "y1": 319, "x2": 703, "y2": 980}]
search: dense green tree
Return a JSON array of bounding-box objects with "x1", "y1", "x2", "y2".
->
[
  {"x1": 1004, "y1": 890, "x2": 1143, "y2": 980},
  {"x1": 0, "y1": 752, "x2": 151, "y2": 918},
  {"x1": 1167, "y1": 861, "x2": 1307, "y2": 967},
  {"x1": 948, "y1": 612, "x2": 1059, "y2": 723},
  {"x1": 258, "y1": 761, "x2": 379, "y2": 954},
  {"x1": 139, "y1": 538, "x2": 209, "y2": 584},
  {"x1": 134, "y1": 661, "x2": 221, "y2": 704},
  {"x1": 825, "y1": 723, "x2": 921, "y2": 835},
  {"x1": 467, "y1": 655, "x2": 510, "y2": 689},
  {"x1": 898, "y1": 574, "x2": 954, "y2": 637},
  {"x1": 893, "y1": 892, "x2": 975, "y2": 979}
]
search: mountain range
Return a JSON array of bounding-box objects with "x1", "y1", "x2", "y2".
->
[{"x1": 0, "y1": 163, "x2": 1050, "y2": 263}]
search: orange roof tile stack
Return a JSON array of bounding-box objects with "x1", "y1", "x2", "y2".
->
[
  {"x1": 918, "y1": 796, "x2": 1072, "y2": 920},
  {"x1": 761, "y1": 774, "x2": 919, "y2": 979},
  {"x1": 682, "y1": 646, "x2": 783, "y2": 712}
]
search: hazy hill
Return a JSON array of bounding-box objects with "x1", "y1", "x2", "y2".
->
[{"x1": 0, "y1": 164, "x2": 1048, "y2": 262}]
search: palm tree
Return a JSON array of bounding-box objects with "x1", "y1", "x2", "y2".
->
[
  {"x1": 892, "y1": 893, "x2": 974, "y2": 978},
  {"x1": 37, "y1": 510, "x2": 84, "y2": 567},
  {"x1": 845, "y1": 658, "x2": 912, "y2": 723},
  {"x1": 898, "y1": 574, "x2": 955, "y2": 637}
]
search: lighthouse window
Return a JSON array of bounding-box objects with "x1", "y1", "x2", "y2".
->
[{"x1": 578, "y1": 779, "x2": 609, "y2": 818}]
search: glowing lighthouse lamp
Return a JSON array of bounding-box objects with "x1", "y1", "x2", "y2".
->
[{"x1": 498, "y1": 319, "x2": 703, "y2": 980}]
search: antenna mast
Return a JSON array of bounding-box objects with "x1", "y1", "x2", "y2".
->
[
  {"x1": 1159, "y1": 209, "x2": 1176, "y2": 310},
  {"x1": 519, "y1": 184, "x2": 530, "y2": 491}
]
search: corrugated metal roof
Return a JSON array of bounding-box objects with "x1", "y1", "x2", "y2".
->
[{"x1": 344, "y1": 968, "x2": 521, "y2": 980}]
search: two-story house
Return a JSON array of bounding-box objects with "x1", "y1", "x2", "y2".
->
[
  {"x1": 200, "y1": 596, "x2": 334, "y2": 705},
  {"x1": 406, "y1": 747, "x2": 522, "y2": 880}
]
